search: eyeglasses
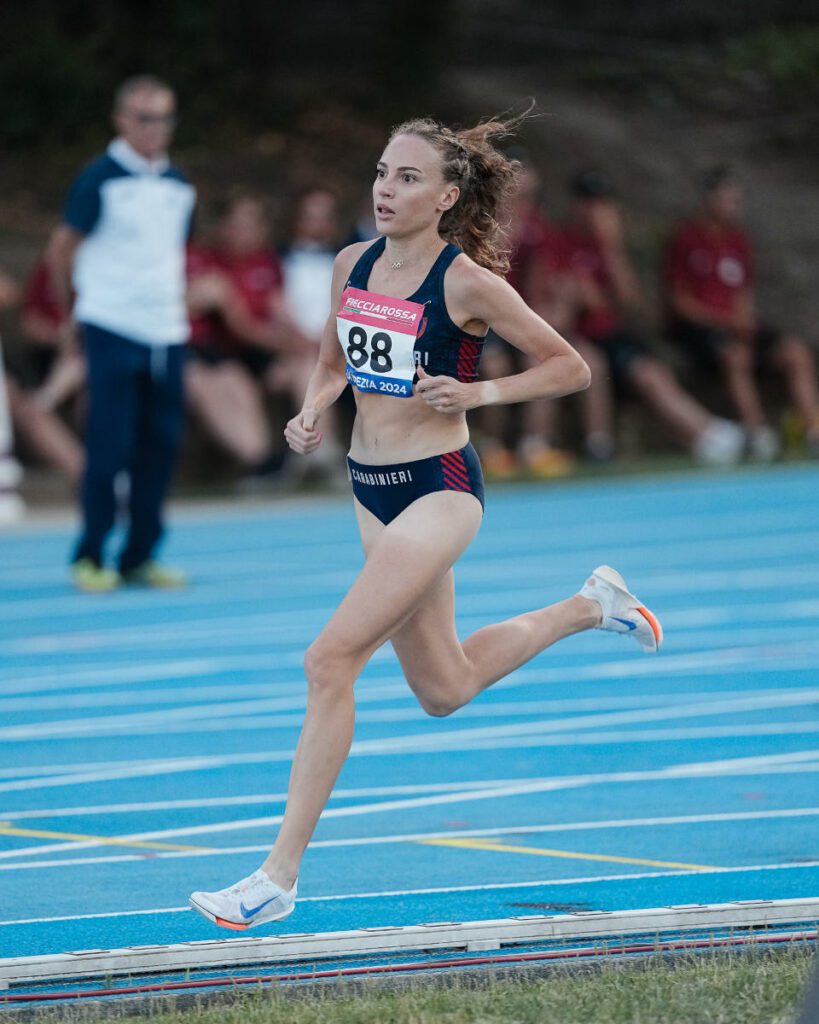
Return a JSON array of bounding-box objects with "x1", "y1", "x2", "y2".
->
[{"x1": 126, "y1": 111, "x2": 177, "y2": 127}]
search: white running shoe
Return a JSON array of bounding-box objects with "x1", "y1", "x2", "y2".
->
[
  {"x1": 579, "y1": 565, "x2": 663, "y2": 654},
  {"x1": 189, "y1": 869, "x2": 296, "y2": 930},
  {"x1": 693, "y1": 418, "x2": 745, "y2": 467}
]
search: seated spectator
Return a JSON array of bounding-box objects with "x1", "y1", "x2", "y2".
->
[
  {"x1": 186, "y1": 193, "x2": 312, "y2": 482},
  {"x1": 0, "y1": 268, "x2": 26, "y2": 520},
  {"x1": 664, "y1": 165, "x2": 819, "y2": 459},
  {"x1": 479, "y1": 156, "x2": 603, "y2": 478},
  {"x1": 279, "y1": 187, "x2": 346, "y2": 478},
  {"x1": 343, "y1": 192, "x2": 378, "y2": 246},
  {"x1": 4, "y1": 257, "x2": 84, "y2": 483},
  {"x1": 561, "y1": 170, "x2": 744, "y2": 466}
]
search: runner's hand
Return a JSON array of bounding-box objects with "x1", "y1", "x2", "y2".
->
[
  {"x1": 285, "y1": 407, "x2": 323, "y2": 454},
  {"x1": 414, "y1": 366, "x2": 480, "y2": 414}
]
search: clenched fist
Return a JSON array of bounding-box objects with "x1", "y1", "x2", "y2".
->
[
  {"x1": 414, "y1": 366, "x2": 482, "y2": 414},
  {"x1": 284, "y1": 407, "x2": 323, "y2": 454}
]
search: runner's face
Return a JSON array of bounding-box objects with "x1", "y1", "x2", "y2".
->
[{"x1": 373, "y1": 134, "x2": 459, "y2": 236}]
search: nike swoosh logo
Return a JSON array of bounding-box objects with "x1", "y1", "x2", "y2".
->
[
  {"x1": 240, "y1": 895, "x2": 281, "y2": 919},
  {"x1": 612, "y1": 617, "x2": 637, "y2": 631}
]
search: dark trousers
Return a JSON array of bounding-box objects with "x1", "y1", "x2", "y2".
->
[{"x1": 73, "y1": 324, "x2": 186, "y2": 573}]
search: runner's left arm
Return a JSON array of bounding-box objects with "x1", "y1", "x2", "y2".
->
[{"x1": 415, "y1": 260, "x2": 590, "y2": 416}]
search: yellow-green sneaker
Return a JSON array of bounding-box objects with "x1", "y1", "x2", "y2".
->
[
  {"x1": 121, "y1": 561, "x2": 187, "y2": 589},
  {"x1": 70, "y1": 558, "x2": 120, "y2": 593}
]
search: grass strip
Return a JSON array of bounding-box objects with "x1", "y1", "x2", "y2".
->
[{"x1": 26, "y1": 945, "x2": 816, "y2": 1024}]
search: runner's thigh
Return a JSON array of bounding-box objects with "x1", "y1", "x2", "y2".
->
[
  {"x1": 390, "y1": 567, "x2": 470, "y2": 695},
  {"x1": 320, "y1": 490, "x2": 481, "y2": 659}
]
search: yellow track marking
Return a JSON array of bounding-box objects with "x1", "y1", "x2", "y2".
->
[
  {"x1": 419, "y1": 836, "x2": 716, "y2": 872},
  {"x1": 0, "y1": 821, "x2": 211, "y2": 853}
]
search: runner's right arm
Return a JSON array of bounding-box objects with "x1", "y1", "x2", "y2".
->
[{"x1": 284, "y1": 245, "x2": 365, "y2": 454}]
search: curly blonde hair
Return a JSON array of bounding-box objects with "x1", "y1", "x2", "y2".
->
[{"x1": 388, "y1": 115, "x2": 523, "y2": 277}]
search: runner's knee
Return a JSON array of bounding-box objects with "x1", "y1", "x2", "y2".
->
[
  {"x1": 416, "y1": 688, "x2": 462, "y2": 718},
  {"x1": 408, "y1": 670, "x2": 470, "y2": 718},
  {"x1": 304, "y1": 637, "x2": 356, "y2": 697}
]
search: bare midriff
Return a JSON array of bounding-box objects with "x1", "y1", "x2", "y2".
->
[{"x1": 348, "y1": 391, "x2": 469, "y2": 465}]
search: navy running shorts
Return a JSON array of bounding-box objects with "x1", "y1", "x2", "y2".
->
[{"x1": 347, "y1": 443, "x2": 485, "y2": 525}]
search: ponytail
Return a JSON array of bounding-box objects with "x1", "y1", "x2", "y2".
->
[{"x1": 388, "y1": 113, "x2": 526, "y2": 276}]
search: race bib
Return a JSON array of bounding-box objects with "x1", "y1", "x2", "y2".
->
[{"x1": 337, "y1": 287, "x2": 425, "y2": 398}]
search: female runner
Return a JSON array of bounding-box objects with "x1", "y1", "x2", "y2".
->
[{"x1": 190, "y1": 116, "x2": 663, "y2": 930}]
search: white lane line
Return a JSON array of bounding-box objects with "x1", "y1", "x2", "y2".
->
[
  {"x1": 0, "y1": 754, "x2": 289, "y2": 795},
  {"x1": 4, "y1": 681, "x2": 818, "y2": 742},
  {"x1": 3, "y1": 720, "x2": 814, "y2": 806},
  {"x1": 1, "y1": 807, "x2": 817, "y2": 873},
  {"x1": 5, "y1": 555, "x2": 819, "y2": 626},
  {"x1": 0, "y1": 684, "x2": 401, "y2": 742},
  {"x1": 0, "y1": 681, "x2": 309, "y2": 714},
  {"x1": 3, "y1": 709, "x2": 818, "y2": 798},
  {"x1": 4, "y1": 749, "x2": 816, "y2": 860},
  {"x1": 23, "y1": 682, "x2": 804, "y2": 752},
  {"x1": 0, "y1": 655, "x2": 303, "y2": 697},
  {"x1": 0, "y1": 780, "x2": 525, "y2": 822},
  {"x1": 7, "y1": 607, "x2": 819, "y2": 658},
  {"x1": 3, "y1": 607, "x2": 817, "y2": 697},
  {"x1": 4, "y1": 670, "x2": 812, "y2": 716},
  {"x1": 2, "y1": 861, "x2": 819, "y2": 927},
  {"x1": 1, "y1": 516, "x2": 813, "y2": 590},
  {"x1": 6, "y1": 790, "x2": 818, "y2": 831},
  {"x1": 2, "y1": 495, "x2": 809, "y2": 561},
  {"x1": 343, "y1": 691, "x2": 819, "y2": 757},
  {"x1": 5, "y1": 511, "x2": 819, "y2": 581},
  {"x1": 6, "y1": 558, "x2": 819, "y2": 627},
  {"x1": 8, "y1": 535, "x2": 819, "y2": 654},
  {"x1": 7, "y1": 610, "x2": 818, "y2": 700}
]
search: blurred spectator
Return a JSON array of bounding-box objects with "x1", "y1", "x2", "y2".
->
[
  {"x1": 47, "y1": 74, "x2": 195, "y2": 592},
  {"x1": 0, "y1": 269, "x2": 26, "y2": 522},
  {"x1": 186, "y1": 193, "x2": 311, "y2": 483},
  {"x1": 479, "y1": 157, "x2": 599, "y2": 478},
  {"x1": 664, "y1": 165, "x2": 819, "y2": 459},
  {"x1": 562, "y1": 170, "x2": 744, "y2": 466},
  {"x1": 280, "y1": 188, "x2": 346, "y2": 477},
  {"x1": 4, "y1": 256, "x2": 84, "y2": 483},
  {"x1": 343, "y1": 192, "x2": 378, "y2": 246}
]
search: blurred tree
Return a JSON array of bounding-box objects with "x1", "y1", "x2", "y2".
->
[{"x1": 0, "y1": 0, "x2": 815, "y2": 149}]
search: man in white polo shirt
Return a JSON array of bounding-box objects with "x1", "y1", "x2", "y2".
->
[{"x1": 48, "y1": 75, "x2": 196, "y2": 592}]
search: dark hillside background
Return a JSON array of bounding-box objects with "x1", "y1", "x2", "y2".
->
[{"x1": 1, "y1": 1, "x2": 816, "y2": 336}]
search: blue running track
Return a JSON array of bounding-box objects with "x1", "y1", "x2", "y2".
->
[{"x1": 1, "y1": 465, "x2": 818, "y2": 960}]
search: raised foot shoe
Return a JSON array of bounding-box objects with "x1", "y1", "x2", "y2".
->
[
  {"x1": 121, "y1": 561, "x2": 187, "y2": 589},
  {"x1": 579, "y1": 565, "x2": 663, "y2": 654},
  {"x1": 189, "y1": 869, "x2": 296, "y2": 930},
  {"x1": 70, "y1": 558, "x2": 120, "y2": 593}
]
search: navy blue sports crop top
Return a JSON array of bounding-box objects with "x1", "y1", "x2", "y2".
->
[{"x1": 345, "y1": 237, "x2": 485, "y2": 383}]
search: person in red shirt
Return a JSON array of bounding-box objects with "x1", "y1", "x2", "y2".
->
[
  {"x1": 665, "y1": 165, "x2": 819, "y2": 459},
  {"x1": 186, "y1": 193, "x2": 313, "y2": 480},
  {"x1": 562, "y1": 170, "x2": 744, "y2": 466},
  {"x1": 479, "y1": 156, "x2": 608, "y2": 477},
  {"x1": 3, "y1": 258, "x2": 84, "y2": 483}
]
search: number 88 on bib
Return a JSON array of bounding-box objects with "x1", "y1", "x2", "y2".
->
[{"x1": 337, "y1": 287, "x2": 425, "y2": 398}]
